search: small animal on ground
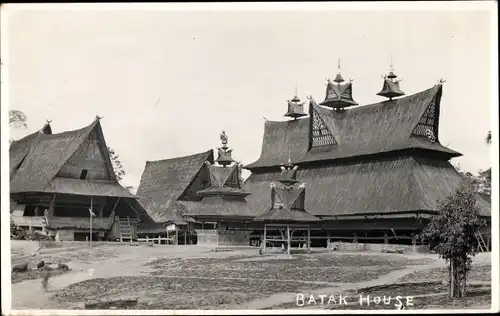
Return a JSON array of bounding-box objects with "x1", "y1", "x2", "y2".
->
[
  {"x1": 58, "y1": 263, "x2": 69, "y2": 271},
  {"x1": 12, "y1": 262, "x2": 29, "y2": 273},
  {"x1": 37, "y1": 261, "x2": 45, "y2": 270}
]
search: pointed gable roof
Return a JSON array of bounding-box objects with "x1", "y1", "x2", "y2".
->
[
  {"x1": 377, "y1": 78, "x2": 405, "y2": 99},
  {"x1": 320, "y1": 81, "x2": 358, "y2": 108},
  {"x1": 186, "y1": 162, "x2": 255, "y2": 218},
  {"x1": 255, "y1": 186, "x2": 319, "y2": 222},
  {"x1": 245, "y1": 84, "x2": 461, "y2": 169},
  {"x1": 9, "y1": 119, "x2": 135, "y2": 198},
  {"x1": 135, "y1": 150, "x2": 214, "y2": 223}
]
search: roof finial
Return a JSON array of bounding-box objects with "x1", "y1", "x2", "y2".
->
[
  {"x1": 220, "y1": 130, "x2": 228, "y2": 146},
  {"x1": 45, "y1": 119, "x2": 52, "y2": 124},
  {"x1": 390, "y1": 55, "x2": 394, "y2": 72},
  {"x1": 96, "y1": 115, "x2": 103, "y2": 120},
  {"x1": 333, "y1": 58, "x2": 345, "y2": 84}
]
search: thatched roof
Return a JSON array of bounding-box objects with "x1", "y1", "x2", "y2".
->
[
  {"x1": 186, "y1": 163, "x2": 256, "y2": 218},
  {"x1": 245, "y1": 85, "x2": 461, "y2": 169},
  {"x1": 186, "y1": 196, "x2": 256, "y2": 218},
  {"x1": 10, "y1": 123, "x2": 52, "y2": 177},
  {"x1": 255, "y1": 186, "x2": 320, "y2": 222},
  {"x1": 9, "y1": 119, "x2": 135, "y2": 199},
  {"x1": 244, "y1": 157, "x2": 491, "y2": 218},
  {"x1": 135, "y1": 150, "x2": 214, "y2": 223}
]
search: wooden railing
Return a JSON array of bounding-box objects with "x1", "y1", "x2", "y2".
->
[
  {"x1": 11, "y1": 215, "x2": 114, "y2": 230},
  {"x1": 137, "y1": 236, "x2": 175, "y2": 245},
  {"x1": 11, "y1": 216, "x2": 45, "y2": 228}
]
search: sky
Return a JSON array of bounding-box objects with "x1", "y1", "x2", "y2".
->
[{"x1": 3, "y1": 4, "x2": 495, "y2": 189}]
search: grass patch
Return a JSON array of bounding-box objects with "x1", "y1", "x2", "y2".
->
[
  {"x1": 398, "y1": 265, "x2": 491, "y2": 283},
  {"x1": 146, "y1": 254, "x2": 433, "y2": 284}
]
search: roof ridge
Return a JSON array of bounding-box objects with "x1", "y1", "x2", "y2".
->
[
  {"x1": 39, "y1": 119, "x2": 100, "y2": 191},
  {"x1": 146, "y1": 149, "x2": 213, "y2": 165},
  {"x1": 351, "y1": 85, "x2": 439, "y2": 112}
]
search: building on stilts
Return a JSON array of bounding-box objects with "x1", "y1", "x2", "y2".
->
[
  {"x1": 244, "y1": 61, "x2": 491, "y2": 252},
  {"x1": 9, "y1": 117, "x2": 153, "y2": 242}
]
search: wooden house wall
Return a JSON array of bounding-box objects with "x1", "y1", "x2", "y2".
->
[{"x1": 56, "y1": 129, "x2": 112, "y2": 181}]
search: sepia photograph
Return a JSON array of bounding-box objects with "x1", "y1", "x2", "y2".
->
[{"x1": 1, "y1": 2, "x2": 498, "y2": 314}]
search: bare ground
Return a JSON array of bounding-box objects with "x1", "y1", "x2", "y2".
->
[{"x1": 8, "y1": 241, "x2": 492, "y2": 311}]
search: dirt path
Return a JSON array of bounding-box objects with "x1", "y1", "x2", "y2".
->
[{"x1": 10, "y1": 244, "x2": 209, "y2": 309}]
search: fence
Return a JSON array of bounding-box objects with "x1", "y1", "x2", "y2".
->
[{"x1": 136, "y1": 236, "x2": 176, "y2": 245}]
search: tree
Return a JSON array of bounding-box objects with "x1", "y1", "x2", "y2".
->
[
  {"x1": 422, "y1": 177, "x2": 484, "y2": 298},
  {"x1": 9, "y1": 109, "x2": 28, "y2": 129},
  {"x1": 479, "y1": 131, "x2": 492, "y2": 197},
  {"x1": 476, "y1": 168, "x2": 491, "y2": 197},
  {"x1": 108, "y1": 147, "x2": 125, "y2": 182}
]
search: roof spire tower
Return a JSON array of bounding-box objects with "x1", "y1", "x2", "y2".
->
[
  {"x1": 215, "y1": 131, "x2": 236, "y2": 167},
  {"x1": 284, "y1": 85, "x2": 308, "y2": 120},
  {"x1": 377, "y1": 56, "x2": 405, "y2": 101},
  {"x1": 320, "y1": 58, "x2": 358, "y2": 110}
]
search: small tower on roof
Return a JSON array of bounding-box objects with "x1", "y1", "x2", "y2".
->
[
  {"x1": 284, "y1": 86, "x2": 308, "y2": 120},
  {"x1": 377, "y1": 58, "x2": 405, "y2": 101},
  {"x1": 278, "y1": 155, "x2": 299, "y2": 189},
  {"x1": 320, "y1": 58, "x2": 358, "y2": 110},
  {"x1": 215, "y1": 131, "x2": 236, "y2": 167}
]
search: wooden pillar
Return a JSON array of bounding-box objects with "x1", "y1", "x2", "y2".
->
[
  {"x1": 412, "y1": 232, "x2": 417, "y2": 254},
  {"x1": 286, "y1": 225, "x2": 291, "y2": 254},
  {"x1": 90, "y1": 196, "x2": 93, "y2": 247},
  {"x1": 184, "y1": 226, "x2": 187, "y2": 245},
  {"x1": 326, "y1": 231, "x2": 330, "y2": 249},
  {"x1": 175, "y1": 228, "x2": 179, "y2": 245},
  {"x1": 384, "y1": 232, "x2": 388, "y2": 244},
  {"x1": 307, "y1": 226, "x2": 311, "y2": 254},
  {"x1": 263, "y1": 224, "x2": 267, "y2": 253},
  {"x1": 48, "y1": 194, "x2": 56, "y2": 217}
]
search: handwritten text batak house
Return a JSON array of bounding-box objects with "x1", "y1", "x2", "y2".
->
[
  {"x1": 9, "y1": 117, "x2": 153, "y2": 242},
  {"x1": 243, "y1": 64, "x2": 491, "y2": 250}
]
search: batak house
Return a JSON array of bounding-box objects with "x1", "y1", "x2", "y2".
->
[
  {"x1": 9, "y1": 116, "x2": 153, "y2": 242},
  {"x1": 133, "y1": 64, "x2": 490, "y2": 251},
  {"x1": 244, "y1": 64, "x2": 491, "y2": 251}
]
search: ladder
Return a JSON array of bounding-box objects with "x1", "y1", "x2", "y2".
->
[
  {"x1": 119, "y1": 217, "x2": 133, "y2": 242},
  {"x1": 475, "y1": 232, "x2": 488, "y2": 252}
]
